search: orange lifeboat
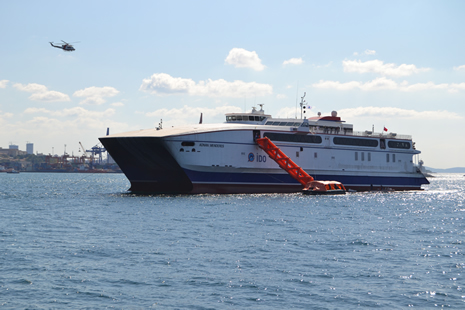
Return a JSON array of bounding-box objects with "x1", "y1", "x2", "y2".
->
[{"x1": 302, "y1": 180, "x2": 346, "y2": 195}]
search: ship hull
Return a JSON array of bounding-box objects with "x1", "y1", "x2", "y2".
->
[
  {"x1": 100, "y1": 136, "x2": 193, "y2": 193},
  {"x1": 100, "y1": 134, "x2": 429, "y2": 194}
]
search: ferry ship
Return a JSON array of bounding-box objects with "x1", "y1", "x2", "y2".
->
[{"x1": 99, "y1": 103, "x2": 429, "y2": 194}]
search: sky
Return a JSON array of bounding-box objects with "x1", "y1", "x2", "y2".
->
[{"x1": 1, "y1": 0, "x2": 464, "y2": 168}]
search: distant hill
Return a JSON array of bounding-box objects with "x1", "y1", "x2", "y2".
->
[{"x1": 425, "y1": 167, "x2": 465, "y2": 173}]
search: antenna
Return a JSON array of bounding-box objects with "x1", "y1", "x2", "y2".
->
[
  {"x1": 295, "y1": 82, "x2": 299, "y2": 119},
  {"x1": 300, "y1": 92, "x2": 307, "y2": 119}
]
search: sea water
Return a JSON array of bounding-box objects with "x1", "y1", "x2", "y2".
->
[{"x1": 0, "y1": 172, "x2": 464, "y2": 309}]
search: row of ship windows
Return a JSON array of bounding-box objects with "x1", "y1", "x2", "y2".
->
[
  {"x1": 263, "y1": 123, "x2": 354, "y2": 134},
  {"x1": 179, "y1": 144, "x2": 398, "y2": 164},
  {"x1": 180, "y1": 145, "x2": 398, "y2": 164},
  {"x1": 180, "y1": 137, "x2": 410, "y2": 151},
  {"x1": 265, "y1": 121, "x2": 302, "y2": 126},
  {"x1": 226, "y1": 115, "x2": 267, "y2": 122},
  {"x1": 354, "y1": 152, "x2": 396, "y2": 162},
  {"x1": 264, "y1": 133, "x2": 411, "y2": 149}
]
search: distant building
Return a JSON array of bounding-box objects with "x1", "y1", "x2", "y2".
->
[
  {"x1": 26, "y1": 143, "x2": 33, "y2": 155},
  {"x1": 0, "y1": 145, "x2": 27, "y2": 157},
  {"x1": 8, "y1": 145, "x2": 19, "y2": 156}
]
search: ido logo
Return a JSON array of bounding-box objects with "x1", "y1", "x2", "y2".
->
[
  {"x1": 257, "y1": 154, "x2": 267, "y2": 162},
  {"x1": 248, "y1": 153, "x2": 255, "y2": 162}
]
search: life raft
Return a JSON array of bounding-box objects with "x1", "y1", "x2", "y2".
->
[{"x1": 302, "y1": 180, "x2": 346, "y2": 195}]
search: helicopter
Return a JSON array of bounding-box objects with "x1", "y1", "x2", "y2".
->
[{"x1": 49, "y1": 40, "x2": 78, "y2": 52}]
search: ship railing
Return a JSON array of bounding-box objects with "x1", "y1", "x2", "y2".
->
[
  {"x1": 350, "y1": 131, "x2": 412, "y2": 140},
  {"x1": 300, "y1": 127, "x2": 412, "y2": 140}
]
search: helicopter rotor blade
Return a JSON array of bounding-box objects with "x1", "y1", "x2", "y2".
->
[{"x1": 60, "y1": 40, "x2": 79, "y2": 44}]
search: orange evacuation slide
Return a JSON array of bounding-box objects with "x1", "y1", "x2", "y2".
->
[
  {"x1": 255, "y1": 137, "x2": 346, "y2": 194},
  {"x1": 255, "y1": 137, "x2": 314, "y2": 187}
]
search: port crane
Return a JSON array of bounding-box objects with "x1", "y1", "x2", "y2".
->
[{"x1": 79, "y1": 141, "x2": 106, "y2": 166}]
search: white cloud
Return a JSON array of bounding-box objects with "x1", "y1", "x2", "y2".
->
[
  {"x1": 0, "y1": 105, "x2": 129, "y2": 156},
  {"x1": 24, "y1": 106, "x2": 116, "y2": 118},
  {"x1": 145, "y1": 104, "x2": 242, "y2": 125},
  {"x1": 73, "y1": 86, "x2": 119, "y2": 105},
  {"x1": 449, "y1": 83, "x2": 465, "y2": 92},
  {"x1": 338, "y1": 106, "x2": 462, "y2": 120},
  {"x1": 353, "y1": 50, "x2": 376, "y2": 56},
  {"x1": 343, "y1": 59, "x2": 430, "y2": 77},
  {"x1": 21, "y1": 114, "x2": 128, "y2": 139},
  {"x1": 312, "y1": 77, "x2": 397, "y2": 91},
  {"x1": 13, "y1": 83, "x2": 70, "y2": 102},
  {"x1": 312, "y1": 78, "x2": 461, "y2": 92},
  {"x1": 283, "y1": 57, "x2": 303, "y2": 66},
  {"x1": 14, "y1": 83, "x2": 47, "y2": 93},
  {"x1": 0, "y1": 110, "x2": 13, "y2": 119},
  {"x1": 398, "y1": 81, "x2": 449, "y2": 92},
  {"x1": 225, "y1": 48, "x2": 265, "y2": 71},
  {"x1": 111, "y1": 102, "x2": 124, "y2": 107},
  {"x1": 140, "y1": 73, "x2": 272, "y2": 97},
  {"x1": 453, "y1": 65, "x2": 465, "y2": 71},
  {"x1": 0, "y1": 80, "x2": 9, "y2": 88}
]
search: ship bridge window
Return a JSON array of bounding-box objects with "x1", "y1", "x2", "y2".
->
[
  {"x1": 181, "y1": 141, "x2": 195, "y2": 146},
  {"x1": 227, "y1": 115, "x2": 266, "y2": 122},
  {"x1": 264, "y1": 132, "x2": 322, "y2": 144},
  {"x1": 388, "y1": 141, "x2": 411, "y2": 149},
  {"x1": 333, "y1": 137, "x2": 378, "y2": 147}
]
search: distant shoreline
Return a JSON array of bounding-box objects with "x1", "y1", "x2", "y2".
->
[{"x1": 425, "y1": 167, "x2": 465, "y2": 173}]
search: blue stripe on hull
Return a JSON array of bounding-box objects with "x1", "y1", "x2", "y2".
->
[{"x1": 183, "y1": 168, "x2": 429, "y2": 188}]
